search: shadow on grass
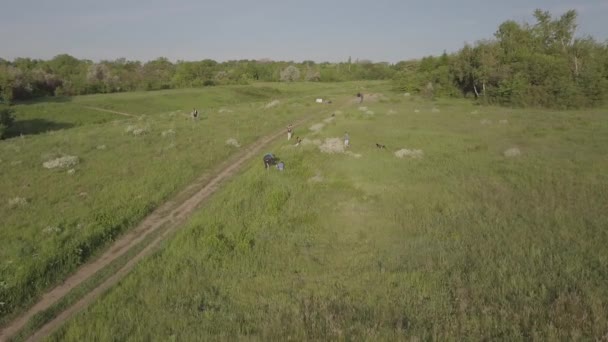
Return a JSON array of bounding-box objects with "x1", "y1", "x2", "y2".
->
[
  {"x1": 14, "y1": 96, "x2": 73, "y2": 105},
  {"x1": 5, "y1": 119, "x2": 75, "y2": 138}
]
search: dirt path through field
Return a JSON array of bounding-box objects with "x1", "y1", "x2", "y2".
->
[
  {"x1": 0, "y1": 117, "x2": 312, "y2": 342},
  {"x1": 83, "y1": 106, "x2": 137, "y2": 117}
]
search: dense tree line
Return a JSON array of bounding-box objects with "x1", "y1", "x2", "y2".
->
[
  {"x1": 394, "y1": 9, "x2": 608, "y2": 108},
  {"x1": 1, "y1": 9, "x2": 606, "y2": 110},
  {"x1": 0, "y1": 56, "x2": 395, "y2": 103}
]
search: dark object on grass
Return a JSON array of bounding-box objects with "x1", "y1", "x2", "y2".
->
[
  {"x1": 263, "y1": 153, "x2": 276, "y2": 169},
  {"x1": 376, "y1": 143, "x2": 386, "y2": 149}
]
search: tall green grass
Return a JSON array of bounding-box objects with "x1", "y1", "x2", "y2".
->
[
  {"x1": 49, "y1": 94, "x2": 608, "y2": 340},
  {"x1": 0, "y1": 82, "x2": 360, "y2": 324}
]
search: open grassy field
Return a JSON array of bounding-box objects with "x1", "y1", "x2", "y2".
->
[
  {"x1": 0, "y1": 82, "x2": 373, "y2": 325},
  {"x1": 42, "y1": 88, "x2": 608, "y2": 340}
]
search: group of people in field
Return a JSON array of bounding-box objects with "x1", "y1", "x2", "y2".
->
[
  {"x1": 264, "y1": 122, "x2": 351, "y2": 171},
  {"x1": 190, "y1": 92, "x2": 363, "y2": 172}
]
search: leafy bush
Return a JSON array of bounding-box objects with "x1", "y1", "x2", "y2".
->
[{"x1": 202, "y1": 79, "x2": 216, "y2": 87}]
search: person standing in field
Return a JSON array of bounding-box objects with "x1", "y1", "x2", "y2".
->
[
  {"x1": 287, "y1": 124, "x2": 293, "y2": 140},
  {"x1": 344, "y1": 132, "x2": 350, "y2": 148},
  {"x1": 357, "y1": 92, "x2": 364, "y2": 103}
]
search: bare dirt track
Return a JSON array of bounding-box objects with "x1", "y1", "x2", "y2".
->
[{"x1": 0, "y1": 117, "x2": 310, "y2": 342}]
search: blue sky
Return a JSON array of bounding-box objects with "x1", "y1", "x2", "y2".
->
[{"x1": 1, "y1": 0, "x2": 607, "y2": 63}]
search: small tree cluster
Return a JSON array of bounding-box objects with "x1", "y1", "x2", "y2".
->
[{"x1": 393, "y1": 9, "x2": 608, "y2": 108}]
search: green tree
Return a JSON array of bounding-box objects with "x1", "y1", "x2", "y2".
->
[
  {"x1": 142, "y1": 58, "x2": 175, "y2": 90},
  {"x1": 432, "y1": 8, "x2": 606, "y2": 107},
  {"x1": 305, "y1": 66, "x2": 321, "y2": 81}
]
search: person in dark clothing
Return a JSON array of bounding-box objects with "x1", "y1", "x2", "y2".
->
[
  {"x1": 356, "y1": 93, "x2": 364, "y2": 103},
  {"x1": 263, "y1": 153, "x2": 275, "y2": 169}
]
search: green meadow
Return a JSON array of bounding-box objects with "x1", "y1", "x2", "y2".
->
[
  {"x1": 0, "y1": 82, "x2": 364, "y2": 324},
  {"x1": 28, "y1": 84, "x2": 608, "y2": 340}
]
